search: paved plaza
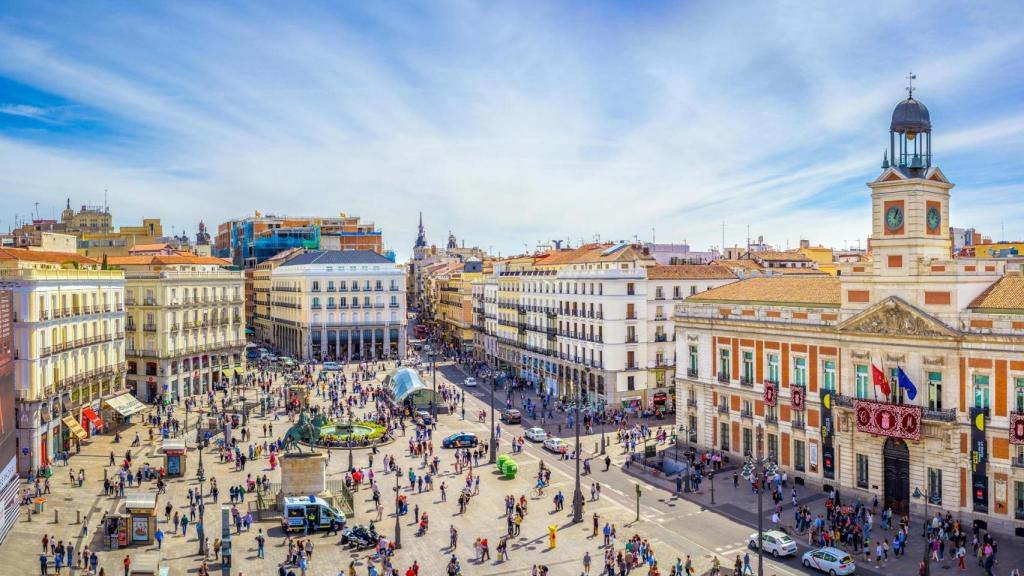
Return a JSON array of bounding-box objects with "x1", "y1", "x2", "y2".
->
[{"x1": 4, "y1": 359, "x2": 1022, "y2": 576}]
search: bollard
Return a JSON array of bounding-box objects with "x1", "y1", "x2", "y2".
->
[
  {"x1": 77, "y1": 510, "x2": 81, "y2": 524},
  {"x1": 26, "y1": 508, "x2": 31, "y2": 522},
  {"x1": 54, "y1": 509, "x2": 59, "y2": 524}
]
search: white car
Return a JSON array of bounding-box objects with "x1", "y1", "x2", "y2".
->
[
  {"x1": 464, "y1": 377, "x2": 477, "y2": 387},
  {"x1": 801, "y1": 547, "x2": 855, "y2": 575},
  {"x1": 524, "y1": 427, "x2": 547, "y2": 442},
  {"x1": 748, "y1": 530, "x2": 798, "y2": 558},
  {"x1": 542, "y1": 437, "x2": 567, "y2": 454}
]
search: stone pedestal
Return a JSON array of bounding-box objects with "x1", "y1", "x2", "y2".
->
[{"x1": 276, "y1": 452, "x2": 333, "y2": 511}]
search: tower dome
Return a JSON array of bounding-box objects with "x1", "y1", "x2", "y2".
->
[{"x1": 890, "y1": 97, "x2": 931, "y2": 134}]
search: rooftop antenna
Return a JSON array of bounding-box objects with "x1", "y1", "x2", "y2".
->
[
  {"x1": 33, "y1": 202, "x2": 39, "y2": 220},
  {"x1": 104, "y1": 189, "x2": 108, "y2": 212},
  {"x1": 652, "y1": 227, "x2": 656, "y2": 245},
  {"x1": 906, "y1": 71, "x2": 916, "y2": 99},
  {"x1": 721, "y1": 221, "x2": 726, "y2": 257}
]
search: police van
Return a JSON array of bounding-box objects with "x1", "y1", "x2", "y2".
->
[{"x1": 281, "y1": 495, "x2": 347, "y2": 532}]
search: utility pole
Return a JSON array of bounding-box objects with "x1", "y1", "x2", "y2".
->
[{"x1": 721, "y1": 221, "x2": 726, "y2": 258}]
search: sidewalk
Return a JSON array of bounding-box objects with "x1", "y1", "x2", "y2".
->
[{"x1": 625, "y1": 449, "x2": 1022, "y2": 576}]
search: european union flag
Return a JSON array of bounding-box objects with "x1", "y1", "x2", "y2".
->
[{"x1": 897, "y1": 367, "x2": 917, "y2": 401}]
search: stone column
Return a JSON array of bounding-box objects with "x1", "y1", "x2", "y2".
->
[
  {"x1": 371, "y1": 329, "x2": 377, "y2": 360},
  {"x1": 347, "y1": 330, "x2": 352, "y2": 362},
  {"x1": 384, "y1": 324, "x2": 391, "y2": 359}
]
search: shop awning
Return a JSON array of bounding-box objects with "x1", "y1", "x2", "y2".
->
[
  {"x1": 103, "y1": 393, "x2": 146, "y2": 418},
  {"x1": 62, "y1": 415, "x2": 87, "y2": 440},
  {"x1": 82, "y1": 407, "x2": 105, "y2": 430},
  {"x1": 234, "y1": 367, "x2": 245, "y2": 376},
  {"x1": 221, "y1": 369, "x2": 233, "y2": 378}
]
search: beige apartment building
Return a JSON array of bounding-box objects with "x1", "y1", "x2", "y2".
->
[
  {"x1": 109, "y1": 254, "x2": 245, "y2": 402},
  {"x1": 0, "y1": 248, "x2": 126, "y2": 475},
  {"x1": 252, "y1": 248, "x2": 302, "y2": 345},
  {"x1": 270, "y1": 250, "x2": 407, "y2": 361}
]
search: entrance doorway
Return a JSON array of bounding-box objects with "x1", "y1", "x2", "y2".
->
[{"x1": 884, "y1": 437, "x2": 910, "y2": 515}]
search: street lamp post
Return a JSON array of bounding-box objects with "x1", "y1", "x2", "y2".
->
[
  {"x1": 572, "y1": 375, "x2": 584, "y2": 523},
  {"x1": 431, "y1": 334, "x2": 437, "y2": 421},
  {"x1": 488, "y1": 374, "x2": 497, "y2": 464},
  {"x1": 745, "y1": 425, "x2": 766, "y2": 576},
  {"x1": 914, "y1": 487, "x2": 932, "y2": 576},
  {"x1": 394, "y1": 468, "x2": 402, "y2": 549}
]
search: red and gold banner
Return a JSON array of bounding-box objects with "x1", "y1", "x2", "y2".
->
[
  {"x1": 1011, "y1": 412, "x2": 1024, "y2": 445},
  {"x1": 764, "y1": 382, "x2": 778, "y2": 407},
  {"x1": 854, "y1": 399, "x2": 921, "y2": 441},
  {"x1": 791, "y1": 385, "x2": 804, "y2": 411}
]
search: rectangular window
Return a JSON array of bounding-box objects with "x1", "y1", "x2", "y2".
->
[
  {"x1": 767, "y1": 353, "x2": 779, "y2": 383},
  {"x1": 794, "y1": 440, "x2": 805, "y2": 472},
  {"x1": 794, "y1": 357, "x2": 807, "y2": 386},
  {"x1": 327, "y1": 281, "x2": 335, "y2": 291},
  {"x1": 856, "y1": 365, "x2": 870, "y2": 399},
  {"x1": 688, "y1": 345, "x2": 698, "y2": 375},
  {"x1": 1015, "y1": 377, "x2": 1024, "y2": 413},
  {"x1": 719, "y1": 422, "x2": 730, "y2": 451},
  {"x1": 312, "y1": 281, "x2": 320, "y2": 292},
  {"x1": 822, "y1": 359, "x2": 836, "y2": 391},
  {"x1": 927, "y1": 468, "x2": 943, "y2": 505},
  {"x1": 690, "y1": 285, "x2": 698, "y2": 296},
  {"x1": 889, "y1": 367, "x2": 904, "y2": 404},
  {"x1": 674, "y1": 286, "x2": 681, "y2": 299},
  {"x1": 1016, "y1": 481, "x2": 1024, "y2": 521},
  {"x1": 719, "y1": 349, "x2": 730, "y2": 380},
  {"x1": 929, "y1": 371, "x2": 944, "y2": 411},
  {"x1": 742, "y1": 427, "x2": 753, "y2": 457},
  {"x1": 856, "y1": 454, "x2": 869, "y2": 488},
  {"x1": 627, "y1": 376, "x2": 635, "y2": 391},
  {"x1": 973, "y1": 374, "x2": 990, "y2": 410},
  {"x1": 767, "y1": 434, "x2": 778, "y2": 464},
  {"x1": 742, "y1": 351, "x2": 754, "y2": 382}
]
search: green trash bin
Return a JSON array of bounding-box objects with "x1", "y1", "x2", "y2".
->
[
  {"x1": 497, "y1": 454, "x2": 510, "y2": 469},
  {"x1": 502, "y1": 460, "x2": 518, "y2": 479}
]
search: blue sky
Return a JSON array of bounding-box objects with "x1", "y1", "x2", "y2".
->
[{"x1": 2, "y1": 1, "x2": 1024, "y2": 259}]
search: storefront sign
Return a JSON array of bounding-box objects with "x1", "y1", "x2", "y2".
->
[
  {"x1": 970, "y1": 407, "x2": 988, "y2": 513},
  {"x1": 854, "y1": 399, "x2": 921, "y2": 441},
  {"x1": 763, "y1": 382, "x2": 777, "y2": 407},
  {"x1": 1010, "y1": 412, "x2": 1024, "y2": 445},
  {"x1": 791, "y1": 385, "x2": 804, "y2": 411},
  {"x1": 820, "y1": 389, "x2": 835, "y2": 480}
]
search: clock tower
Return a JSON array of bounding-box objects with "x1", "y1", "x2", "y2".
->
[{"x1": 867, "y1": 82, "x2": 952, "y2": 274}]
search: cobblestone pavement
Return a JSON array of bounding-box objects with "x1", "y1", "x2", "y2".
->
[{"x1": 2, "y1": 360, "x2": 747, "y2": 576}]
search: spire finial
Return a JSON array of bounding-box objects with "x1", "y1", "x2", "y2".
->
[
  {"x1": 906, "y1": 71, "x2": 916, "y2": 99},
  {"x1": 881, "y1": 151, "x2": 890, "y2": 170}
]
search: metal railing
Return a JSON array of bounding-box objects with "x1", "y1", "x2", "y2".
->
[{"x1": 717, "y1": 372, "x2": 730, "y2": 383}]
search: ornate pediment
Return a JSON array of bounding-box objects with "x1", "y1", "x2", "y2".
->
[{"x1": 836, "y1": 296, "x2": 960, "y2": 339}]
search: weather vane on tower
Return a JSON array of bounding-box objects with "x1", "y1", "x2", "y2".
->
[{"x1": 906, "y1": 71, "x2": 916, "y2": 98}]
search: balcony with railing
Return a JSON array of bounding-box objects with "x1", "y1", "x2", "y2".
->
[
  {"x1": 739, "y1": 375, "x2": 754, "y2": 388},
  {"x1": 792, "y1": 419, "x2": 806, "y2": 430},
  {"x1": 765, "y1": 413, "x2": 779, "y2": 425},
  {"x1": 126, "y1": 323, "x2": 137, "y2": 332},
  {"x1": 717, "y1": 403, "x2": 729, "y2": 414},
  {"x1": 625, "y1": 361, "x2": 639, "y2": 370},
  {"x1": 625, "y1": 335, "x2": 637, "y2": 344},
  {"x1": 717, "y1": 372, "x2": 730, "y2": 383},
  {"x1": 654, "y1": 333, "x2": 668, "y2": 342},
  {"x1": 686, "y1": 398, "x2": 698, "y2": 408},
  {"x1": 687, "y1": 368, "x2": 698, "y2": 378},
  {"x1": 143, "y1": 323, "x2": 157, "y2": 332},
  {"x1": 740, "y1": 408, "x2": 753, "y2": 419}
]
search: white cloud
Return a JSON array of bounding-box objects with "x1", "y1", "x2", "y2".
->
[{"x1": 0, "y1": 1, "x2": 1023, "y2": 258}]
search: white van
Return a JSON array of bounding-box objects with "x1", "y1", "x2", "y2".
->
[{"x1": 280, "y1": 495, "x2": 346, "y2": 532}]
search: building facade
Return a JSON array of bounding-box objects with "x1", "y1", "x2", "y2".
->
[
  {"x1": 109, "y1": 254, "x2": 246, "y2": 403},
  {"x1": 269, "y1": 251, "x2": 407, "y2": 361},
  {"x1": 0, "y1": 248, "x2": 126, "y2": 475},
  {"x1": 215, "y1": 213, "x2": 383, "y2": 268},
  {"x1": 252, "y1": 248, "x2": 302, "y2": 346},
  {"x1": 0, "y1": 289, "x2": 19, "y2": 542},
  {"x1": 468, "y1": 244, "x2": 739, "y2": 409},
  {"x1": 674, "y1": 93, "x2": 1024, "y2": 530}
]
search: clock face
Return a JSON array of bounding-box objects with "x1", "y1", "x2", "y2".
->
[
  {"x1": 927, "y1": 206, "x2": 941, "y2": 231},
  {"x1": 885, "y1": 206, "x2": 904, "y2": 231}
]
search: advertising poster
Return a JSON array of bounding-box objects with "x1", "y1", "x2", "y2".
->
[
  {"x1": 820, "y1": 389, "x2": 835, "y2": 480},
  {"x1": 970, "y1": 407, "x2": 988, "y2": 513},
  {"x1": 132, "y1": 516, "x2": 149, "y2": 542}
]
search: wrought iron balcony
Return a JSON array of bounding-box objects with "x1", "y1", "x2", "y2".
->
[
  {"x1": 687, "y1": 368, "x2": 698, "y2": 378},
  {"x1": 740, "y1": 376, "x2": 754, "y2": 387},
  {"x1": 717, "y1": 404, "x2": 729, "y2": 414},
  {"x1": 717, "y1": 372, "x2": 730, "y2": 383}
]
